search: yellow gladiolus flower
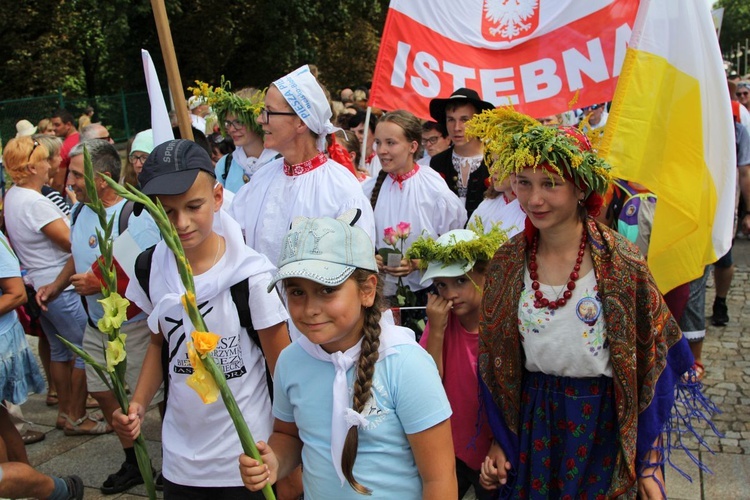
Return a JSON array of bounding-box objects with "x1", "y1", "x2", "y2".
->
[
  {"x1": 105, "y1": 334, "x2": 127, "y2": 372},
  {"x1": 191, "y1": 330, "x2": 220, "y2": 355},
  {"x1": 186, "y1": 341, "x2": 219, "y2": 404},
  {"x1": 97, "y1": 293, "x2": 130, "y2": 334},
  {"x1": 181, "y1": 291, "x2": 197, "y2": 310}
]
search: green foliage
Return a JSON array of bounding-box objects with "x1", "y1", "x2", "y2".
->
[
  {"x1": 466, "y1": 107, "x2": 613, "y2": 198},
  {"x1": 407, "y1": 222, "x2": 508, "y2": 270},
  {"x1": 2, "y1": 0, "x2": 390, "y2": 103},
  {"x1": 718, "y1": 0, "x2": 750, "y2": 76}
]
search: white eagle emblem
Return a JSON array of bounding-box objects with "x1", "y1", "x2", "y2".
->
[{"x1": 483, "y1": 0, "x2": 540, "y2": 40}]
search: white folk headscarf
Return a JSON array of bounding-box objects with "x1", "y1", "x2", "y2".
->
[{"x1": 273, "y1": 65, "x2": 340, "y2": 152}]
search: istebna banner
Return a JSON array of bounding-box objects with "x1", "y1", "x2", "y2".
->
[{"x1": 370, "y1": 0, "x2": 639, "y2": 120}]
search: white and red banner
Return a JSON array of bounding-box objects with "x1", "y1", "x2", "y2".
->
[{"x1": 370, "y1": 0, "x2": 639, "y2": 120}]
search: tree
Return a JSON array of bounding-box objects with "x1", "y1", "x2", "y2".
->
[
  {"x1": 717, "y1": 0, "x2": 750, "y2": 77},
  {"x1": 0, "y1": 0, "x2": 76, "y2": 98},
  {"x1": 0, "y1": 0, "x2": 390, "y2": 100}
]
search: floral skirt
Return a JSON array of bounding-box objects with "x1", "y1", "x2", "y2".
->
[
  {"x1": 512, "y1": 371, "x2": 617, "y2": 500},
  {"x1": 0, "y1": 321, "x2": 46, "y2": 404}
]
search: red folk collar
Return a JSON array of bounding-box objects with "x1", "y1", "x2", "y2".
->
[
  {"x1": 283, "y1": 153, "x2": 327, "y2": 176},
  {"x1": 389, "y1": 164, "x2": 419, "y2": 189}
]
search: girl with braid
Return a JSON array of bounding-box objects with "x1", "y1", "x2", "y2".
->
[
  {"x1": 363, "y1": 110, "x2": 466, "y2": 337},
  {"x1": 239, "y1": 211, "x2": 457, "y2": 499}
]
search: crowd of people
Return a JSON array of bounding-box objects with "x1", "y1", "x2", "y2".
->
[{"x1": 0, "y1": 66, "x2": 745, "y2": 499}]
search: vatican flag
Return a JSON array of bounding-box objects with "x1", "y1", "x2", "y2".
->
[{"x1": 600, "y1": 0, "x2": 736, "y2": 293}]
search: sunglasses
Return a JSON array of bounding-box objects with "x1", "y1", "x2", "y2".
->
[
  {"x1": 737, "y1": 92, "x2": 749, "y2": 97},
  {"x1": 28, "y1": 140, "x2": 40, "y2": 162}
]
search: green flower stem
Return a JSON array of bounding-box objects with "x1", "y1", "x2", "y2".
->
[
  {"x1": 203, "y1": 355, "x2": 275, "y2": 500},
  {"x1": 80, "y1": 147, "x2": 156, "y2": 500},
  {"x1": 100, "y1": 173, "x2": 276, "y2": 500}
]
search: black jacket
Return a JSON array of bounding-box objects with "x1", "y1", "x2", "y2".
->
[{"x1": 429, "y1": 147, "x2": 489, "y2": 219}]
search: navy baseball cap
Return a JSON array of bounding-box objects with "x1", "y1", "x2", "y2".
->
[
  {"x1": 134, "y1": 139, "x2": 216, "y2": 215},
  {"x1": 138, "y1": 139, "x2": 215, "y2": 197}
]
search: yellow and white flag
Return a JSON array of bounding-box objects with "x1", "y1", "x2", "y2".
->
[{"x1": 600, "y1": 0, "x2": 736, "y2": 293}]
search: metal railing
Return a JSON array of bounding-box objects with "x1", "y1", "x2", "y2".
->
[{"x1": 0, "y1": 88, "x2": 170, "y2": 145}]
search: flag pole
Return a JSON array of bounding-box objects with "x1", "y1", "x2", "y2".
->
[
  {"x1": 150, "y1": 0, "x2": 194, "y2": 141},
  {"x1": 360, "y1": 106, "x2": 372, "y2": 171}
]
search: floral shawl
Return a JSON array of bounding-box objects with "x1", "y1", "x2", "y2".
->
[{"x1": 478, "y1": 218, "x2": 696, "y2": 497}]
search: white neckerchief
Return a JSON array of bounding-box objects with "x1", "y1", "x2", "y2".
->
[
  {"x1": 296, "y1": 323, "x2": 415, "y2": 486},
  {"x1": 146, "y1": 209, "x2": 276, "y2": 334},
  {"x1": 235, "y1": 147, "x2": 281, "y2": 180}
]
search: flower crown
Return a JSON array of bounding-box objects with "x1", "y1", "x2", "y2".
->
[
  {"x1": 189, "y1": 78, "x2": 265, "y2": 136},
  {"x1": 406, "y1": 220, "x2": 508, "y2": 270},
  {"x1": 465, "y1": 107, "x2": 613, "y2": 197}
]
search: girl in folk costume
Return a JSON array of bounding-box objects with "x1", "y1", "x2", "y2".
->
[
  {"x1": 362, "y1": 110, "x2": 466, "y2": 334},
  {"x1": 470, "y1": 109, "x2": 718, "y2": 499},
  {"x1": 238, "y1": 212, "x2": 457, "y2": 499}
]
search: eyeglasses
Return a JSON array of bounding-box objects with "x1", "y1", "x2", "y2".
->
[
  {"x1": 421, "y1": 136, "x2": 441, "y2": 146},
  {"x1": 129, "y1": 153, "x2": 149, "y2": 164},
  {"x1": 259, "y1": 108, "x2": 297, "y2": 124},
  {"x1": 223, "y1": 119, "x2": 245, "y2": 130},
  {"x1": 97, "y1": 135, "x2": 111, "y2": 142},
  {"x1": 27, "y1": 140, "x2": 40, "y2": 162},
  {"x1": 737, "y1": 92, "x2": 749, "y2": 97}
]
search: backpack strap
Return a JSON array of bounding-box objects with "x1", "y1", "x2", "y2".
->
[
  {"x1": 133, "y1": 245, "x2": 172, "y2": 404},
  {"x1": 71, "y1": 203, "x2": 85, "y2": 226},
  {"x1": 229, "y1": 278, "x2": 273, "y2": 401},
  {"x1": 221, "y1": 152, "x2": 234, "y2": 183},
  {"x1": 134, "y1": 245, "x2": 156, "y2": 301},
  {"x1": 118, "y1": 200, "x2": 135, "y2": 234}
]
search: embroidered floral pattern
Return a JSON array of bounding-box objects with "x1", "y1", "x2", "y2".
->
[
  {"x1": 518, "y1": 287, "x2": 552, "y2": 341},
  {"x1": 575, "y1": 285, "x2": 609, "y2": 358},
  {"x1": 283, "y1": 153, "x2": 327, "y2": 176}
]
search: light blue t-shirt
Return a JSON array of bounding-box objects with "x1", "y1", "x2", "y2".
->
[
  {"x1": 0, "y1": 233, "x2": 22, "y2": 332},
  {"x1": 70, "y1": 201, "x2": 161, "y2": 323},
  {"x1": 216, "y1": 154, "x2": 243, "y2": 193},
  {"x1": 273, "y1": 339, "x2": 452, "y2": 499}
]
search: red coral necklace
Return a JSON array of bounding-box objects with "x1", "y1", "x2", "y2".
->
[{"x1": 529, "y1": 226, "x2": 587, "y2": 310}]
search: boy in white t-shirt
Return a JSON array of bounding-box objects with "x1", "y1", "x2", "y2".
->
[{"x1": 112, "y1": 140, "x2": 291, "y2": 498}]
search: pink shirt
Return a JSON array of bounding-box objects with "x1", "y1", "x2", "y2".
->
[{"x1": 420, "y1": 312, "x2": 493, "y2": 470}]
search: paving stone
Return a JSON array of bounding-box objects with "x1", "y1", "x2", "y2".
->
[{"x1": 701, "y1": 453, "x2": 750, "y2": 498}]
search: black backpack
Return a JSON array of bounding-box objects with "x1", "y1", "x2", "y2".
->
[
  {"x1": 71, "y1": 200, "x2": 135, "y2": 234},
  {"x1": 133, "y1": 245, "x2": 273, "y2": 406}
]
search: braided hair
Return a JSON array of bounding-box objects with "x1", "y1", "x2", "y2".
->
[
  {"x1": 340, "y1": 269, "x2": 383, "y2": 495},
  {"x1": 369, "y1": 170, "x2": 388, "y2": 210}
]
